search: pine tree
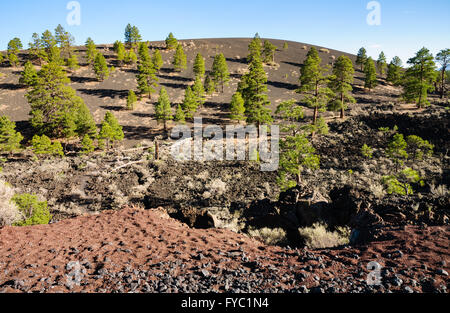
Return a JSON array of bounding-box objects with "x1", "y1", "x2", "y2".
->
[
  {"x1": 328, "y1": 55, "x2": 355, "y2": 119},
  {"x1": 114, "y1": 41, "x2": 126, "y2": 66},
  {"x1": 85, "y1": 37, "x2": 97, "y2": 65},
  {"x1": 152, "y1": 49, "x2": 163, "y2": 72},
  {"x1": 193, "y1": 53, "x2": 205, "y2": 78},
  {"x1": 74, "y1": 100, "x2": 97, "y2": 138},
  {"x1": 41, "y1": 30, "x2": 56, "y2": 53},
  {"x1": 8, "y1": 53, "x2": 19, "y2": 67},
  {"x1": 402, "y1": 47, "x2": 437, "y2": 108},
  {"x1": 99, "y1": 111, "x2": 124, "y2": 149},
  {"x1": 48, "y1": 46, "x2": 63, "y2": 65},
  {"x1": 127, "y1": 90, "x2": 137, "y2": 110},
  {"x1": 80, "y1": 134, "x2": 95, "y2": 154},
  {"x1": 230, "y1": 92, "x2": 246, "y2": 123},
  {"x1": 124, "y1": 24, "x2": 141, "y2": 49},
  {"x1": 7, "y1": 38, "x2": 22, "y2": 54},
  {"x1": 172, "y1": 44, "x2": 187, "y2": 72},
  {"x1": 364, "y1": 57, "x2": 378, "y2": 90},
  {"x1": 26, "y1": 61, "x2": 94, "y2": 138},
  {"x1": 356, "y1": 47, "x2": 367, "y2": 71},
  {"x1": 124, "y1": 49, "x2": 137, "y2": 65},
  {"x1": 55, "y1": 24, "x2": 74, "y2": 59},
  {"x1": 28, "y1": 33, "x2": 47, "y2": 65},
  {"x1": 297, "y1": 47, "x2": 333, "y2": 125},
  {"x1": 31, "y1": 135, "x2": 64, "y2": 157},
  {"x1": 377, "y1": 51, "x2": 388, "y2": 77},
  {"x1": 137, "y1": 59, "x2": 158, "y2": 100},
  {"x1": 386, "y1": 56, "x2": 403, "y2": 85},
  {"x1": 138, "y1": 42, "x2": 151, "y2": 63},
  {"x1": 204, "y1": 74, "x2": 216, "y2": 95},
  {"x1": 436, "y1": 49, "x2": 450, "y2": 98},
  {"x1": 263, "y1": 40, "x2": 277, "y2": 64},
  {"x1": 181, "y1": 86, "x2": 198, "y2": 120},
  {"x1": 19, "y1": 61, "x2": 38, "y2": 87},
  {"x1": 66, "y1": 53, "x2": 79, "y2": 71},
  {"x1": 211, "y1": 53, "x2": 230, "y2": 93},
  {"x1": 283, "y1": 42, "x2": 289, "y2": 50},
  {"x1": 155, "y1": 88, "x2": 173, "y2": 132},
  {"x1": 0, "y1": 116, "x2": 23, "y2": 153},
  {"x1": 165, "y1": 33, "x2": 178, "y2": 50},
  {"x1": 278, "y1": 134, "x2": 320, "y2": 190},
  {"x1": 275, "y1": 99, "x2": 304, "y2": 136},
  {"x1": 247, "y1": 35, "x2": 262, "y2": 64},
  {"x1": 192, "y1": 75, "x2": 205, "y2": 107},
  {"x1": 174, "y1": 104, "x2": 186, "y2": 123},
  {"x1": 238, "y1": 54, "x2": 273, "y2": 128},
  {"x1": 93, "y1": 53, "x2": 110, "y2": 81}
]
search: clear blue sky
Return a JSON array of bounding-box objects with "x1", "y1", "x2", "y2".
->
[{"x1": 1, "y1": 0, "x2": 449, "y2": 64}]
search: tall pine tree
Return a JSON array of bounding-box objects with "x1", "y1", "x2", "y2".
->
[{"x1": 328, "y1": 55, "x2": 355, "y2": 119}]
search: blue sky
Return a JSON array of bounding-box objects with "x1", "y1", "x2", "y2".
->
[{"x1": 1, "y1": 0, "x2": 449, "y2": 64}]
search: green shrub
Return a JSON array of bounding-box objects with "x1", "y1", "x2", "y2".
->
[
  {"x1": 248, "y1": 227, "x2": 288, "y2": 246},
  {"x1": 406, "y1": 135, "x2": 433, "y2": 160},
  {"x1": 382, "y1": 167, "x2": 423, "y2": 195},
  {"x1": 12, "y1": 193, "x2": 51, "y2": 226},
  {"x1": 361, "y1": 144, "x2": 373, "y2": 158},
  {"x1": 31, "y1": 135, "x2": 64, "y2": 157},
  {"x1": 80, "y1": 134, "x2": 95, "y2": 154}
]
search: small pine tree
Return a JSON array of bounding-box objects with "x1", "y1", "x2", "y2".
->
[
  {"x1": 377, "y1": 51, "x2": 387, "y2": 77},
  {"x1": 12, "y1": 193, "x2": 51, "y2": 226},
  {"x1": 99, "y1": 111, "x2": 124, "y2": 149},
  {"x1": 283, "y1": 42, "x2": 288, "y2": 50},
  {"x1": 263, "y1": 40, "x2": 277, "y2": 64},
  {"x1": 165, "y1": 33, "x2": 178, "y2": 50},
  {"x1": 155, "y1": 88, "x2": 173, "y2": 132},
  {"x1": 66, "y1": 53, "x2": 79, "y2": 71},
  {"x1": 124, "y1": 49, "x2": 137, "y2": 65},
  {"x1": 386, "y1": 56, "x2": 403, "y2": 86},
  {"x1": 211, "y1": 53, "x2": 230, "y2": 92},
  {"x1": 193, "y1": 53, "x2": 205, "y2": 78},
  {"x1": 278, "y1": 134, "x2": 320, "y2": 191},
  {"x1": 192, "y1": 75, "x2": 205, "y2": 107},
  {"x1": 80, "y1": 134, "x2": 95, "y2": 154},
  {"x1": 204, "y1": 74, "x2": 216, "y2": 95},
  {"x1": 275, "y1": 99, "x2": 304, "y2": 136},
  {"x1": 93, "y1": 53, "x2": 110, "y2": 81},
  {"x1": 85, "y1": 37, "x2": 97, "y2": 65},
  {"x1": 230, "y1": 92, "x2": 246, "y2": 123},
  {"x1": 152, "y1": 49, "x2": 163, "y2": 72},
  {"x1": 31, "y1": 135, "x2": 64, "y2": 157},
  {"x1": 174, "y1": 104, "x2": 186, "y2": 124},
  {"x1": 0, "y1": 116, "x2": 23, "y2": 153},
  {"x1": 364, "y1": 57, "x2": 378, "y2": 90},
  {"x1": 127, "y1": 90, "x2": 137, "y2": 110},
  {"x1": 114, "y1": 40, "x2": 126, "y2": 66},
  {"x1": 137, "y1": 60, "x2": 159, "y2": 100},
  {"x1": 8, "y1": 53, "x2": 19, "y2": 67},
  {"x1": 356, "y1": 47, "x2": 367, "y2": 71},
  {"x1": 19, "y1": 61, "x2": 38, "y2": 86},
  {"x1": 172, "y1": 44, "x2": 187, "y2": 72},
  {"x1": 138, "y1": 42, "x2": 151, "y2": 63},
  {"x1": 181, "y1": 86, "x2": 198, "y2": 120},
  {"x1": 386, "y1": 133, "x2": 408, "y2": 169}
]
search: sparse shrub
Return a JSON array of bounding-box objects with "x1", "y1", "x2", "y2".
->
[
  {"x1": 298, "y1": 223, "x2": 350, "y2": 249},
  {"x1": 361, "y1": 144, "x2": 373, "y2": 158},
  {"x1": 430, "y1": 184, "x2": 449, "y2": 198},
  {"x1": 11, "y1": 193, "x2": 51, "y2": 226},
  {"x1": 248, "y1": 227, "x2": 287, "y2": 246},
  {"x1": 0, "y1": 180, "x2": 22, "y2": 226},
  {"x1": 31, "y1": 135, "x2": 64, "y2": 157},
  {"x1": 406, "y1": 135, "x2": 433, "y2": 160}
]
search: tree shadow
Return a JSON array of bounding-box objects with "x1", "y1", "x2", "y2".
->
[
  {"x1": 161, "y1": 82, "x2": 188, "y2": 90},
  {"x1": 158, "y1": 74, "x2": 192, "y2": 82},
  {"x1": 122, "y1": 125, "x2": 162, "y2": 141},
  {"x1": 267, "y1": 80, "x2": 298, "y2": 90},
  {"x1": 132, "y1": 112, "x2": 154, "y2": 118},
  {"x1": 78, "y1": 88, "x2": 129, "y2": 99},
  {"x1": 121, "y1": 68, "x2": 139, "y2": 74},
  {"x1": 70, "y1": 76, "x2": 98, "y2": 83},
  {"x1": 282, "y1": 61, "x2": 302, "y2": 67},
  {"x1": 100, "y1": 105, "x2": 125, "y2": 112},
  {"x1": 226, "y1": 57, "x2": 247, "y2": 64},
  {"x1": 0, "y1": 83, "x2": 24, "y2": 91}
]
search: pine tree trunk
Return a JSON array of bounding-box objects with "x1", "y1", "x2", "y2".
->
[
  {"x1": 340, "y1": 93, "x2": 345, "y2": 119},
  {"x1": 441, "y1": 69, "x2": 446, "y2": 99},
  {"x1": 313, "y1": 107, "x2": 318, "y2": 124}
]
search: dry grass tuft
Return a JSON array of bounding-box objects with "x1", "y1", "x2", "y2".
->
[{"x1": 298, "y1": 223, "x2": 350, "y2": 249}]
